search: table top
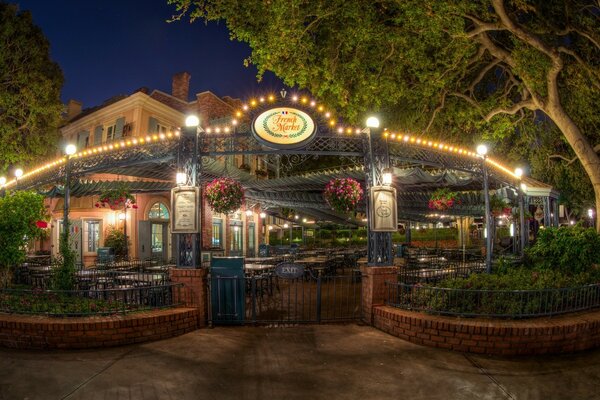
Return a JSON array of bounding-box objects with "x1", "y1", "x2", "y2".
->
[
  {"x1": 245, "y1": 257, "x2": 278, "y2": 263},
  {"x1": 295, "y1": 257, "x2": 328, "y2": 264},
  {"x1": 244, "y1": 263, "x2": 275, "y2": 272}
]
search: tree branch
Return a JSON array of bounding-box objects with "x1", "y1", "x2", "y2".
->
[
  {"x1": 468, "y1": 59, "x2": 501, "y2": 94},
  {"x1": 447, "y1": 92, "x2": 486, "y2": 118},
  {"x1": 558, "y1": 46, "x2": 600, "y2": 90},
  {"x1": 548, "y1": 144, "x2": 600, "y2": 165},
  {"x1": 491, "y1": 0, "x2": 557, "y2": 59},
  {"x1": 425, "y1": 90, "x2": 446, "y2": 133},
  {"x1": 484, "y1": 100, "x2": 535, "y2": 122}
]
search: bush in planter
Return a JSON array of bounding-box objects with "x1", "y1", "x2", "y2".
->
[
  {"x1": 0, "y1": 191, "x2": 46, "y2": 287},
  {"x1": 104, "y1": 226, "x2": 129, "y2": 257},
  {"x1": 526, "y1": 225, "x2": 600, "y2": 274}
]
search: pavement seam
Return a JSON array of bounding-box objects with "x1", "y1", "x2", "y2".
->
[
  {"x1": 463, "y1": 354, "x2": 517, "y2": 400},
  {"x1": 60, "y1": 348, "x2": 134, "y2": 400}
]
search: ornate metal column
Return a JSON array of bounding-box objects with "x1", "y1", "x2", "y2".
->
[
  {"x1": 518, "y1": 186, "x2": 526, "y2": 257},
  {"x1": 482, "y1": 162, "x2": 492, "y2": 273},
  {"x1": 175, "y1": 124, "x2": 201, "y2": 268},
  {"x1": 363, "y1": 126, "x2": 393, "y2": 266}
]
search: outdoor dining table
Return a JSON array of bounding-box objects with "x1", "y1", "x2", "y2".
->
[
  {"x1": 244, "y1": 263, "x2": 275, "y2": 273},
  {"x1": 245, "y1": 257, "x2": 278, "y2": 264}
]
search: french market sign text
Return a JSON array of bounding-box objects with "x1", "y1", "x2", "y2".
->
[{"x1": 252, "y1": 107, "x2": 317, "y2": 149}]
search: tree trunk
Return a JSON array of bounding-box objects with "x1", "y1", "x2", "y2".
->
[{"x1": 546, "y1": 104, "x2": 600, "y2": 232}]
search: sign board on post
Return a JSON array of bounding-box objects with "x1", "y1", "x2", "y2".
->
[
  {"x1": 171, "y1": 186, "x2": 200, "y2": 233},
  {"x1": 369, "y1": 186, "x2": 398, "y2": 232},
  {"x1": 275, "y1": 263, "x2": 305, "y2": 279},
  {"x1": 252, "y1": 107, "x2": 317, "y2": 149}
]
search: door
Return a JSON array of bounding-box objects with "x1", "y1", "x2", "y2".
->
[
  {"x1": 151, "y1": 222, "x2": 168, "y2": 262},
  {"x1": 69, "y1": 219, "x2": 83, "y2": 265},
  {"x1": 248, "y1": 222, "x2": 256, "y2": 257},
  {"x1": 138, "y1": 221, "x2": 152, "y2": 260}
]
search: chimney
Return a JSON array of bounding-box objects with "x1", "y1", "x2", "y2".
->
[
  {"x1": 66, "y1": 99, "x2": 82, "y2": 120},
  {"x1": 172, "y1": 72, "x2": 191, "y2": 101}
]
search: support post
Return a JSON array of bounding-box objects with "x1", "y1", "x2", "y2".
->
[
  {"x1": 63, "y1": 156, "x2": 72, "y2": 241},
  {"x1": 364, "y1": 126, "x2": 393, "y2": 266},
  {"x1": 518, "y1": 188, "x2": 526, "y2": 257},
  {"x1": 483, "y1": 162, "x2": 492, "y2": 273}
]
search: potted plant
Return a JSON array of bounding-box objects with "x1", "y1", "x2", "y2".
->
[
  {"x1": 489, "y1": 195, "x2": 512, "y2": 216},
  {"x1": 205, "y1": 178, "x2": 245, "y2": 214},
  {"x1": 323, "y1": 178, "x2": 363, "y2": 213},
  {"x1": 95, "y1": 183, "x2": 138, "y2": 210},
  {"x1": 428, "y1": 188, "x2": 460, "y2": 211}
]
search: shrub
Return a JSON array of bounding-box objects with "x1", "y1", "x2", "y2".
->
[
  {"x1": 104, "y1": 226, "x2": 129, "y2": 257},
  {"x1": 526, "y1": 225, "x2": 600, "y2": 274}
]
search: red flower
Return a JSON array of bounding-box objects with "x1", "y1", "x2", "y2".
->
[
  {"x1": 132, "y1": 204, "x2": 138, "y2": 209},
  {"x1": 35, "y1": 220, "x2": 48, "y2": 229}
]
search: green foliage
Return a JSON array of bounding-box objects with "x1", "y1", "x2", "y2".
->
[
  {"x1": 51, "y1": 230, "x2": 76, "y2": 291},
  {"x1": 0, "y1": 191, "x2": 46, "y2": 286},
  {"x1": 526, "y1": 225, "x2": 600, "y2": 274},
  {"x1": 0, "y1": 290, "x2": 132, "y2": 316},
  {"x1": 104, "y1": 226, "x2": 129, "y2": 257},
  {"x1": 0, "y1": 3, "x2": 64, "y2": 172},
  {"x1": 169, "y1": 0, "x2": 600, "y2": 222}
]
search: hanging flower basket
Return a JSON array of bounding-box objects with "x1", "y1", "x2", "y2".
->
[
  {"x1": 428, "y1": 188, "x2": 460, "y2": 211},
  {"x1": 205, "y1": 178, "x2": 245, "y2": 214},
  {"x1": 324, "y1": 178, "x2": 363, "y2": 213},
  {"x1": 489, "y1": 195, "x2": 511, "y2": 217},
  {"x1": 95, "y1": 185, "x2": 137, "y2": 210}
]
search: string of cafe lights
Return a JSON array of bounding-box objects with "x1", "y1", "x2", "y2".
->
[
  {"x1": 1, "y1": 131, "x2": 180, "y2": 190},
  {"x1": 0, "y1": 92, "x2": 522, "y2": 190}
]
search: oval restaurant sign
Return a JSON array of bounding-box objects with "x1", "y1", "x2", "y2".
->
[
  {"x1": 275, "y1": 263, "x2": 305, "y2": 279},
  {"x1": 252, "y1": 107, "x2": 317, "y2": 149}
]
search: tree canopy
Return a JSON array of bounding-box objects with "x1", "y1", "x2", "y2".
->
[
  {"x1": 0, "y1": 2, "x2": 64, "y2": 174},
  {"x1": 169, "y1": 0, "x2": 600, "y2": 226}
]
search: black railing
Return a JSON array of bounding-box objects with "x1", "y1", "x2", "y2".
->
[
  {"x1": 385, "y1": 281, "x2": 600, "y2": 318},
  {"x1": 0, "y1": 283, "x2": 184, "y2": 317},
  {"x1": 399, "y1": 261, "x2": 487, "y2": 284}
]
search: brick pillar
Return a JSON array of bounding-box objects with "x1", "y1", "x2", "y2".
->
[
  {"x1": 360, "y1": 265, "x2": 398, "y2": 325},
  {"x1": 170, "y1": 268, "x2": 209, "y2": 327},
  {"x1": 171, "y1": 72, "x2": 190, "y2": 101}
]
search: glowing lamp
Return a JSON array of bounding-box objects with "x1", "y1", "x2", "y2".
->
[
  {"x1": 65, "y1": 144, "x2": 77, "y2": 155},
  {"x1": 14, "y1": 169, "x2": 23, "y2": 178},
  {"x1": 366, "y1": 116, "x2": 380, "y2": 128},
  {"x1": 259, "y1": 212, "x2": 266, "y2": 219},
  {"x1": 514, "y1": 167, "x2": 523, "y2": 178},
  {"x1": 476, "y1": 144, "x2": 488, "y2": 156},
  {"x1": 185, "y1": 115, "x2": 200, "y2": 127},
  {"x1": 176, "y1": 172, "x2": 187, "y2": 185},
  {"x1": 0, "y1": 177, "x2": 6, "y2": 186}
]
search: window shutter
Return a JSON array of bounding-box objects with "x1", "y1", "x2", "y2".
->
[
  {"x1": 114, "y1": 117, "x2": 125, "y2": 138},
  {"x1": 148, "y1": 117, "x2": 158, "y2": 134},
  {"x1": 94, "y1": 125, "x2": 102, "y2": 145},
  {"x1": 77, "y1": 131, "x2": 89, "y2": 149}
]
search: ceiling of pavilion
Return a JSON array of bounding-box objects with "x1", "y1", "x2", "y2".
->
[{"x1": 9, "y1": 94, "x2": 552, "y2": 226}]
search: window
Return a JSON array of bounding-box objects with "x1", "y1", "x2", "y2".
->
[
  {"x1": 84, "y1": 220, "x2": 101, "y2": 252},
  {"x1": 151, "y1": 223, "x2": 163, "y2": 253},
  {"x1": 105, "y1": 123, "x2": 116, "y2": 142},
  {"x1": 148, "y1": 202, "x2": 169, "y2": 220},
  {"x1": 230, "y1": 225, "x2": 242, "y2": 252},
  {"x1": 156, "y1": 123, "x2": 169, "y2": 134},
  {"x1": 212, "y1": 219, "x2": 222, "y2": 247}
]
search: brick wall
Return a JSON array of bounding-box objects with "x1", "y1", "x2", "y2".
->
[
  {"x1": 169, "y1": 268, "x2": 209, "y2": 327},
  {"x1": 360, "y1": 266, "x2": 398, "y2": 325},
  {"x1": 0, "y1": 308, "x2": 198, "y2": 350},
  {"x1": 373, "y1": 306, "x2": 600, "y2": 355},
  {"x1": 195, "y1": 92, "x2": 234, "y2": 123}
]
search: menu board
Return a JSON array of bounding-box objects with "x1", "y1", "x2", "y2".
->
[
  {"x1": 369, "y1": 186, "x2": 398, "y2": 232},
  {"x1": 171, "y1": 187, "x2": 199, "y2": 233}
]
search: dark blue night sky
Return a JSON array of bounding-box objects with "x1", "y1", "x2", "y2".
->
[{"x1": 9, "y1": 0, "x2": 283, "y2": 108}]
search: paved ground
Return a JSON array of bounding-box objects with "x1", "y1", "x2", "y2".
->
[{"x1": 1, "y1": 324, "x2": 599, "y2": 400}]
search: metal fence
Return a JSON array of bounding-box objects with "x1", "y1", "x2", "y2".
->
[
  {"x1": 385, "y1": 281, "x2": 600, "y2": 318},
  {"x1": 399, "y1": 261, "x2": 487, "y2": 284},
  {"x1": 0, "y1": 283, "x2": 184, "y2": 317},
  {"x1": 211, "y1": 272, "x2": 362, "y2": 325}
]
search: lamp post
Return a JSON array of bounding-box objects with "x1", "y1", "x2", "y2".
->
[
  {"x1": 588, "y1": 208, "x2": 595, "y2": 228},
  {"x1": 515, "y1": 168, "x2": 527, "y2": 257},
  {"x1": 0, "y1": 176, "x2": 6, "y2": 197},
  {"x1": 477, "y1": 144, "x2": 492, "y2": 273},
  {"x1": 63, "y1": 144, "x2": 77, "y2": 249}
]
